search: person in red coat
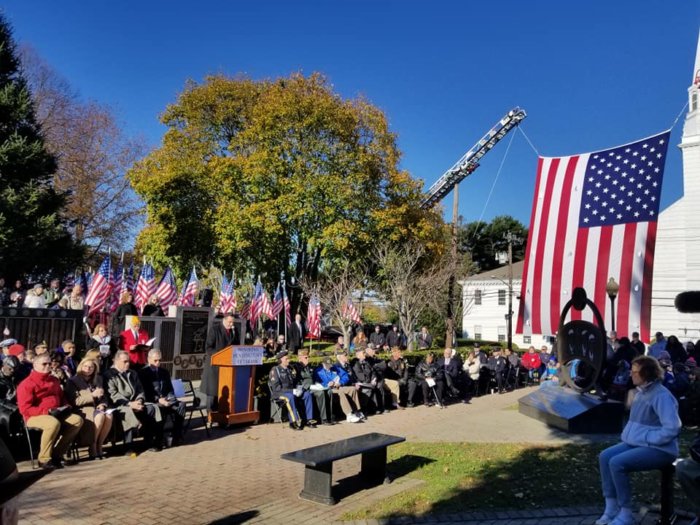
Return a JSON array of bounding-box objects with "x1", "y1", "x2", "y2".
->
[
  {"x1": 521, "y1": 346, "x2": 543, "y2": 383},
  {"x1": 17, "y1": 353, "x2": 83, "y2": 469},
  {"x1": 119, "y1": 317, "x2": 151, "y2": 367}
]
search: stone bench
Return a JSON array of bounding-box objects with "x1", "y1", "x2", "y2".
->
[{"x1": 280, "y1": 432, "x2": 405, "y2": 505}]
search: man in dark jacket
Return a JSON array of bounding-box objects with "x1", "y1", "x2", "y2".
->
[
  {"x1": 288, "y1": 314, "x2": 305, "y2": 354},
  {"x1": 0, "y1": 356, "x2": 21, "y2": 442},
  {"x1": 415, "y1": 352, "x2": 445, "y2": 407},
  {"x1": 386, "y1": 325, "x2": 401, "y2": 349},
  {"x1": 293, "y1": 350, "x2": 329, "y2": 424},
  {"x1": 352, "y1": 348, "x2": 384, "y2": 414},
  {"x1": 138, "y1": 349, "x2": 185, "y2": 446},
  {"x1": 202, "y1": 313, "x2": 239, "y2": 410},
  {"x1": 106, "y1": 350, "x2": 161, "y2": 453},
  {"x1": 369, "y1": 326, "x2": 385, "y2": 350},
  {"x1": 385, "y1": 347, "x2": 413, "y2": 408},
  {"x1": 438, "y1": 348, "x2": 463, "y2": 398}
]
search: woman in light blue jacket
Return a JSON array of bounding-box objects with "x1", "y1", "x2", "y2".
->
[{"x1": 596, "y1": 355, "x2": 682, "y2": 525}]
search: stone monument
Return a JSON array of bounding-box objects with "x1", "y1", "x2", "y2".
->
[{"x1": 518, "y1": 287, "x2": 624, "y2": 433}]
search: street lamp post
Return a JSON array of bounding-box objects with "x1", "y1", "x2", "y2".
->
[{"x1": 606, "y1": 277, "x2": 619, "y2": 333}]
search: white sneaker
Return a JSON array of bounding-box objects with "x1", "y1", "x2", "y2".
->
[
  {"x1": 610, "y1": 515, "x2": 636, "y2": 525},
  {"x1": 346, "y1": 414, "x2": 360, "y2": 423},
  {"x1": 595, "y1": 514, "x2": 616, "y2": 525}
]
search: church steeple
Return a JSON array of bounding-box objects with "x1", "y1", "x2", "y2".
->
[
  {"x1": 682, "y1": 30, "x2": 700, "y2": 143},
  {"x1": 689, "y1": 30, "x2": 700, "y2": 113}
]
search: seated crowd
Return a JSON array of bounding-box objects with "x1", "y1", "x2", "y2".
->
[{"x1": 0, "y1": 324, "x2": 186, "y2": 469}]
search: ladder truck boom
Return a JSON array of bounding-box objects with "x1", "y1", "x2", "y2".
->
[{"x1": 420, "y1": 107, "x2": 527, "y2": 209}]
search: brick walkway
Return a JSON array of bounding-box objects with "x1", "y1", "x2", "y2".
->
[{"x1": 9, "y1": 386, "x2": 695, "y2": 525}]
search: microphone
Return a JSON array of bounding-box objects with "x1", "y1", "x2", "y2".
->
[{"x1": 674, "y1": 291, "x2": 700, "y2": 313}]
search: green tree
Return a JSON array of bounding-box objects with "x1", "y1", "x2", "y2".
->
[
  {"x1": 0, "y1": 16, "x2": 80, "y2": 281},
  {"x1": 129, "y1": 73, "x2": 445, "y2": 308},
  {"x1": 457, "y1": 215, "x2": 527, "y2": 272}
]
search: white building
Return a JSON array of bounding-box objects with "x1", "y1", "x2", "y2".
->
[
  {"x1": 461, "y1": 33, "x2": 700, "y2": 345},
  {"x1": 459, "y1": 261, "x2": 555, "y2": 350},
  {"x1": 650, "y1": 34, "x2": 700, "y2": 342}
]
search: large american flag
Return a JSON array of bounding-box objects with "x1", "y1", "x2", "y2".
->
[
  {"x1": 134, "y1": 263, "x2": 156, "y2": 314},
  {"x1": 516, "y1": 130, "x2": 670, "y2": 342},
  {"x1": 341, "y1": 297, "x2": 362, "y2": 325},
  {"x1": 307, "y1": 294, "x2": 322, "y2": 339},
  {"x1": 179, "y1": 267, "x2": 199, "y2": 307},
  {"x1": 156, "y1": 266, "x2": 178, "y2": 310},
  {"x1": 271, "y1": 283, "x2": 284, "y2": 318},
  {"x1": 85, "y1": 256, "x2": 111, "y2": 315}
]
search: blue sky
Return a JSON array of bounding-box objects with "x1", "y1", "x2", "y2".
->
[{"x1": 2, "y1": 1, "x2": 699, "y2": 228}]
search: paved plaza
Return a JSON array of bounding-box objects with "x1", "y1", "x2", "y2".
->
[{"x1": 10, "y1": 387, "x2": 694, "y2": 525}]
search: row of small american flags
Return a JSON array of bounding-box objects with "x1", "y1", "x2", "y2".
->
[
  {"x1": 84, "y1": 257, "x2": 200, "y2": 316},
  {"x1": 81, "y1": 258, "x2": 367, "y2": 331}
]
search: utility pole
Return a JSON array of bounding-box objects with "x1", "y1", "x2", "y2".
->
[
  {"x1": 446, "y1": 183, "x2": 459, "y2": 349},
  {"x1": 504, "y1": 232, "x2": 521, "y2": 352}
]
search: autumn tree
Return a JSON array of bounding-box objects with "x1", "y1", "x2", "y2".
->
[
  {"x1": 129, "y1": 73, "x2": 445, "y2": 305},
  {"x1": 374, "y1": 242, "x2": 461, "y2": 351},
  {"x1": 21, "y1": 46, "x2": 145, "y2": 259},
  {"x1": 0, "y1": 17, "x2": 81, "y2": 280}
]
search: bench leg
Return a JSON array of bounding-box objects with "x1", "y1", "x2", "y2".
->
[
  {"x1": 300, "y1": 462, "x2": 335, "y2": 505},
  {"x1": 659, "y1": 466, "x2": 676, "y2": 525},
  {"x1": 361, "y1": 447, "x2": 390, "y2": 484}
]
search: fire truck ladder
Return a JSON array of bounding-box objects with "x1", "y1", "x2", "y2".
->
[{"x1": 420, "y1": 107, "x2": 527, "y2": 209}]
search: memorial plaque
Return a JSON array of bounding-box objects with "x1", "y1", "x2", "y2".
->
[
  {"x1": 181, "y1": 309, "x2": 210, "y2": 355},
  {"x1": 519, "y1": 386, "x2": 624, "y2": 433}
]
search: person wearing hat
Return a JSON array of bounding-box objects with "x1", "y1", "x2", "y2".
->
[
  {"x1": 23, "y1": 283, "x2": 46, "y2": 309},
  {"x1": 0, "y1": 338, "x2": 17, "y2": 359},
  {"x1": 119, "y1": 317, "x2": 151, "y2": 368},
  {"x1": 369, "y1": 325, "x2": 385, "y2": 350},
  {"x1": 293, "y1": 350, "x2": 329, "y2": 425},
  {"x1": 8, "y1": 344, "x2": 31, "y2": 382},
  {"x1": 314, "y1": 356, "x2": 362, "y2": 423},
  {"x1": 0, "y1": 355, "x2": 21, "y2": 442},
  {"x1": 268, "y1": 350, "x2": 313, "y2": 430}
]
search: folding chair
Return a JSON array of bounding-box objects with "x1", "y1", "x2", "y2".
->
[
  {"x1": 22, "y1": 420, "x2": 40, "y2": 470},
  {"x1": 268, "y1": 384, "x2": 290, "y2": 425},
  {"x1": 172, "y1": 379, "x2": 211, "y2": 438}
]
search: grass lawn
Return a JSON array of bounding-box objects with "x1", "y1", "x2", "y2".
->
[{"x1": 342, "y1": 430, "x2": 697, "y2": 520}]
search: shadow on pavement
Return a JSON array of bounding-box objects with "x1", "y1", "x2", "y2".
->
[{"x1": 208, "y1": 509, "x2": 259, "y2": 524}]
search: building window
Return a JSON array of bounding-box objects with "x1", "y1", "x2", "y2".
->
[
  {"x1": 523, "y1": 335, "x2": 531, "y2": 344},
  {"x1": 474, "y1": 289, "x2": 482, "y2": 305},
  {"x1": 498, "y1": 289, "x2": 506, "y2": 305},
  {"x1": 474, "y1": 325, "x2": 482, "y2": 340},
  {"x1": 693, "y1": 91, "x2": 698, "y2": 112},
  {"x1": 497, "y1": 325, "x2": 506, "y2": 342}
]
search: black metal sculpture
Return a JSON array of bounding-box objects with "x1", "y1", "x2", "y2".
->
[{"x1": 556, "y1": 287, "x2": 607, "y2": 394}]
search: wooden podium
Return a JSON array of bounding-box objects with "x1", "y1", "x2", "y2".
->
[{"x1": 209, "y1": 345, "x2": 263, "y2": 426}]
